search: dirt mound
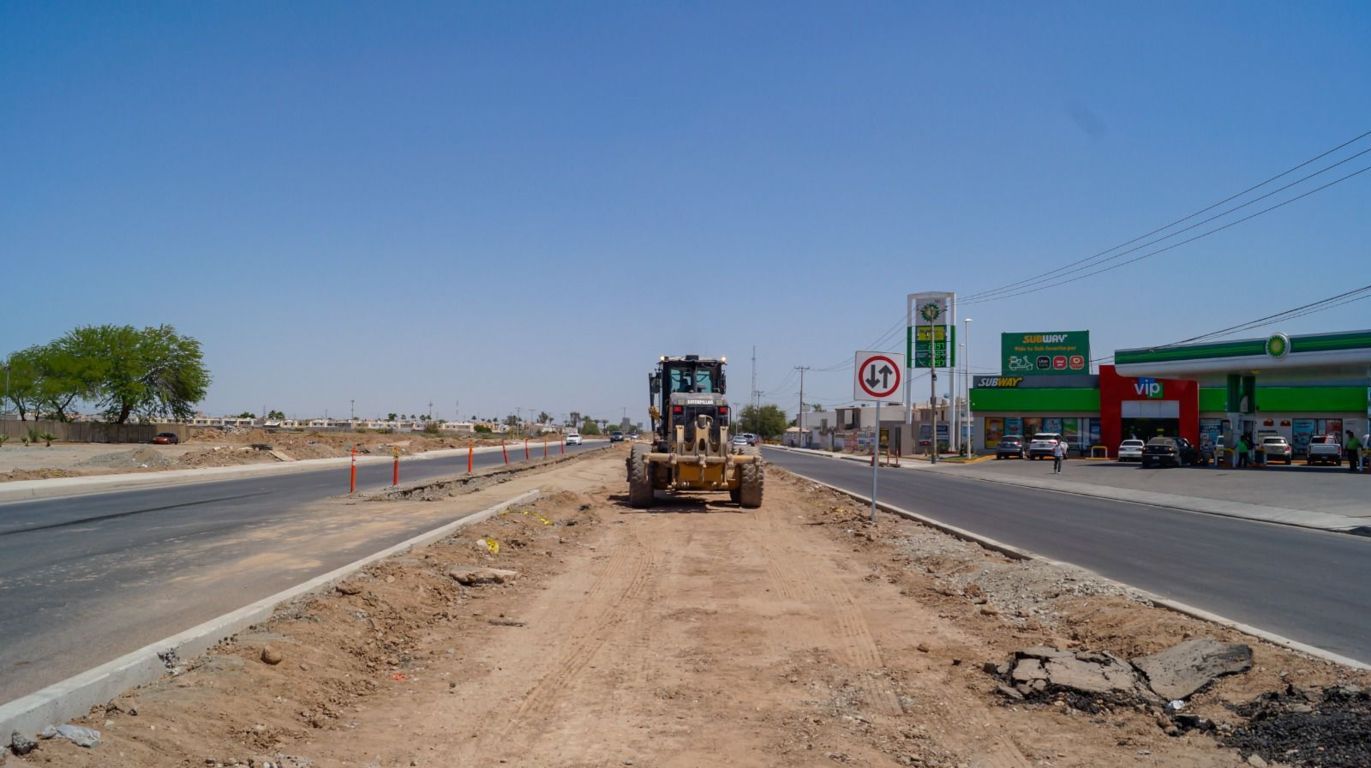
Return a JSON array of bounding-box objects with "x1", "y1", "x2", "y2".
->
[
  {"x1": 77, "y1": 446, "x2": 174, "y2": 469},
  {"x1": 0, "y1": 468, "x2": 82, "y2": 481}
]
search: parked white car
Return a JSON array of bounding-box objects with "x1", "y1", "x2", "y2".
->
[
  {"x1": 1117, "y1": 439, "x2": 1145, "y2": 462},
  {"x1": 565, "y1": 431, "x2": 584, "y2": 446},
  {"x1": 1027, "y1": 432, "x2": 1062, "y2": 460}
]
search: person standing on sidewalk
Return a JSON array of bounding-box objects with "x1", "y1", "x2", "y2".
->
[
  {"x1": 1236, "y1": 434, "x2": 1249, "y2": 468},
  {"x1": 1345, "y1": 430, "x2": 1363, "y2": 472},
  {"x1": 1052, "y1": 437, "x2": 1067, "y2": 473}
]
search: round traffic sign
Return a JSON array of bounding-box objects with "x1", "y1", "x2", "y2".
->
[{"x1": 857, "y1": 354, "x2": 902, "y2": 399}]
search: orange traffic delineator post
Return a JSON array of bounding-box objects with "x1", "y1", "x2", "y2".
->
[
  {"x1": 501, "y1": 440, "x2": 509, "y2": 465},
  {"x1": 467, "y1": 440, "x2": 474, "y2": 474},
  {"x1": 560, "y1": 437, "x2": 565, "y2": 455},
  {"x1": 524, "y1": 438, "x2": 530, "y2": 461},
  {"x1": 392, "y1": 447, "x2": 400, "y2": 487},
  {"x1": 349, "y1": 444, "x2": 357, "y2": 494},
  {"x1": 542, "y1": 437, "x2": 548, "y2": 459}
]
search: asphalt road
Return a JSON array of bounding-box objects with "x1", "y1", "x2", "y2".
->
[
  {"x1": 765, "y1": 448, "x2": 1371, "y2": 666},
  {"x1": 0, "y1": 441, "x2": 607, "y2": 703}
]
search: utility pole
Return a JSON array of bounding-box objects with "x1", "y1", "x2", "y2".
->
[
  {"x1": 964, "y1": 318, "x2": 973, "y2": 454},
  {"x1": 428, "y1": 401, "x2": 433, "y2": 421},
  {"x1": 751, "y1": 342, "x2": 762, "y2": 411},
  {"x1": 350, "y1": 399, "x2": 355, "y2": 422},
  {"x1": 794, "y1": 366, "x2": 810, "y2": 448}
]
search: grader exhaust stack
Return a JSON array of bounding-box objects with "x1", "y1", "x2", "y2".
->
[{"x1": 626, "y1": 355, "x2": 763, "y2": 508}]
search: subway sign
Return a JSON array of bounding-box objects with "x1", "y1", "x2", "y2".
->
[{"x1": 1002, "y1": 331, "x2": 1090, "y2": 376}]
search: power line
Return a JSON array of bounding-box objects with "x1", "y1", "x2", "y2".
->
[
  {"x1": 963, "y1": 129, "x2": 1371, "y2": 302},
  {"x1": 1095, "y1": 282, "x2": 1371, "y2": 362},
  {"x1": 961, "y1": 163, "x2": 1371, "y2": 305}
]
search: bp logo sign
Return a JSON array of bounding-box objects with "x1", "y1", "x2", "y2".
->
[
  {"x1": 1266, "y1": 333, "x2": 1290, "y2": 358},
  {"x1": 918, "y1": 300, "x2": 944, "y2": 324}
]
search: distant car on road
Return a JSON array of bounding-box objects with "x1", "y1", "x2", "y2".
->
[
  {"x1": 1027, "y1": 432, "x2": 1062, "y2": 460},
  {"x1": 995, "y1": 436, "x2": 1025, "y2": 460},
  {"x1": 1117, "y1": 439, "x2": 1145, "y2": 462},
  {"x1": 565, "y1": 431, "x2": 584, "y2": 446},
  {"x1": 730, "y1": 435, "x2": 749, "y2": 449},
  {"x1": 610, "y1": 431, "x2": 624, "y2": 442},
  {"x1": 152, "y1": 432, "x2": 180, "y2": 445},
  {"x1": 743, "y1": 433, "x2": 759, "y2": 446},
  {"x1": 1259, "y1": 435, "x2": 1293, "y2": 465},
  {"x1": 1307, "y1": 434, "x2": 1341, "y2": 466}
]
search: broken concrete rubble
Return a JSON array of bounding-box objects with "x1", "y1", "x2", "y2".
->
[
  {"x1": 1131, "y1": 637, "x2": 1253, "y2": 701},
  {"x1": 447, "y1": 566, "x2": 520, "y2": 586},
  {"x1": 989, "y1": 636, "x2": 1252, "y2": 705}
]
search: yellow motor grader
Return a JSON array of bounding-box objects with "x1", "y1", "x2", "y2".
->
[{"x1": 626, "y1": 355, "x2": 762, "y2": 508}]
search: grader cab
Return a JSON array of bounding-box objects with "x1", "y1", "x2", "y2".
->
[{"x1": 626, "y1": 355, "x2": 763, "y2": 508}]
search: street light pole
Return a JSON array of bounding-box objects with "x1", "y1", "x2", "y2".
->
[
  {"x1": 964, "y1": 318, "x2": 973, "y2": 453},
  {"x1": 794, "y1": 366, "x2": 810, "y2": 448}
]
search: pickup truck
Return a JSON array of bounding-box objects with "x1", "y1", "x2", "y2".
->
[
  {"x1": 1307, "y1": 434, "x2": 1342, "y2": 466},
  {"x1": 1259, "y1": 435, "x2": 1293, "y2": 465}
]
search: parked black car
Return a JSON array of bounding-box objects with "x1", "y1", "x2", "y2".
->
[
  {"x1": 1141, "y1": 436, "x2": 1199, "y2": 468},
  {"x1": 609, "y1": 431, "x2": 624, "y2": 442},
  {"x1": 995, "y1": 436, "x2": 1025, "y2": 459}
]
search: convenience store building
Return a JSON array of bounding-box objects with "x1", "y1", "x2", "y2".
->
[{"x1": 969, "y1": 329, "x2": 1371, "y2": 457}]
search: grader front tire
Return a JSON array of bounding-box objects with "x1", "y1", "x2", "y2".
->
[
  {"x1": 627, "y1": 446, "x2": 654, "y2": 508},
  {"x1": 739, "y1": 460, "x2": 764, "y2": 508}
]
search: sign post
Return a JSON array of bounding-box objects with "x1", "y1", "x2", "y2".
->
[
  {"x1": 908, "y1": 292, "x2": 955, "y2": 463},
  {"x1": 854, "y1": 350, "x2": 904, "y2": 522}
]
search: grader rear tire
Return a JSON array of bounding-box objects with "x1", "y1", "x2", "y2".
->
[
  {"x1": 627, "y1": 445, "x2": 654, "y2": 508},
  {"x1": 738, "y1": 459, "x2": 764, "y2": 509}
]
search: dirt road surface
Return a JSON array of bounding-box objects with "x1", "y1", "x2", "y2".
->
[{"x1": 22, "y1": 450, "x2": 1367, "y2": 767}]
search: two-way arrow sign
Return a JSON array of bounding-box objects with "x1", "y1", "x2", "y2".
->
[{"x1": 853, "y1": 351, "x2": 904, "y2": 402}]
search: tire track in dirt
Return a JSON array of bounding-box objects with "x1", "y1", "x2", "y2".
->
[
  {"x1": 463, "y1": 517, "x2": 659, "y2": 763},
  {"x1": 751, "y1": 494, "x2": 1034, "y2": 768},
  {"x1": 750, "y1": 503, "x2": 904, "y2": 716}
]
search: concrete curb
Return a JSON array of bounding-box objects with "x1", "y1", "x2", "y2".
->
[
  {"x1": 767, "y1": 445, "x2": 1369, "y2": 536},
  {"x1": 0, "y1": 489, "x2": 541, "y2": 738},
  {"x1": 778, "y1": 467, "x2": 1371, "y2": 672},
  {"x1": 0, "y1": 441, "x2": 605, "y2": 504}
]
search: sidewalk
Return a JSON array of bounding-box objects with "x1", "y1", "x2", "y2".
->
[{"x1": 768, "y1": 445, "x2": 1371, "y2": 536}]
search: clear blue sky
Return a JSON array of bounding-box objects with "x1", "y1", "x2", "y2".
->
[{"x1": 4, "y1": 1, "x2": 1369, "y2": 422}]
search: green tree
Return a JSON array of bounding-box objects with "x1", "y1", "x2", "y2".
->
[
  {"x1": 3, "y1": 348, "x2": 44, "y2": 421},
  {"x1": 538, "y1": 411, "x2": 551, "y2": 424},
  {"x1": 236, "y1": 411, "x2": 256, "y2": 419},
  {"x1": 267, "y1": 410, "x2": 286, "y2": 420},
  {"x1": 739, "y1": 404, "x2": 788, "y2": 439},
  {"x1": 386, "y1": 412, "x2": 398, "y2": 421},
  {"x1": 579, "y1": 418, "x2": 601, "y2": 436},
  {"x1": 4, "y1": 344, "x2": 102, "y2": 421},
  {"x1": 55, "y1": 324, "x2": 211, "y2": 424}
]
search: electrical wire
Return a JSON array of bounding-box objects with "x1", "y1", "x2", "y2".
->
[
  {"x1": 961, "y1": 164, "x2": 1371, "y2": 305},
  {"x1": 963, "y1": 130, "x2": 1371, "y2": 302}
]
